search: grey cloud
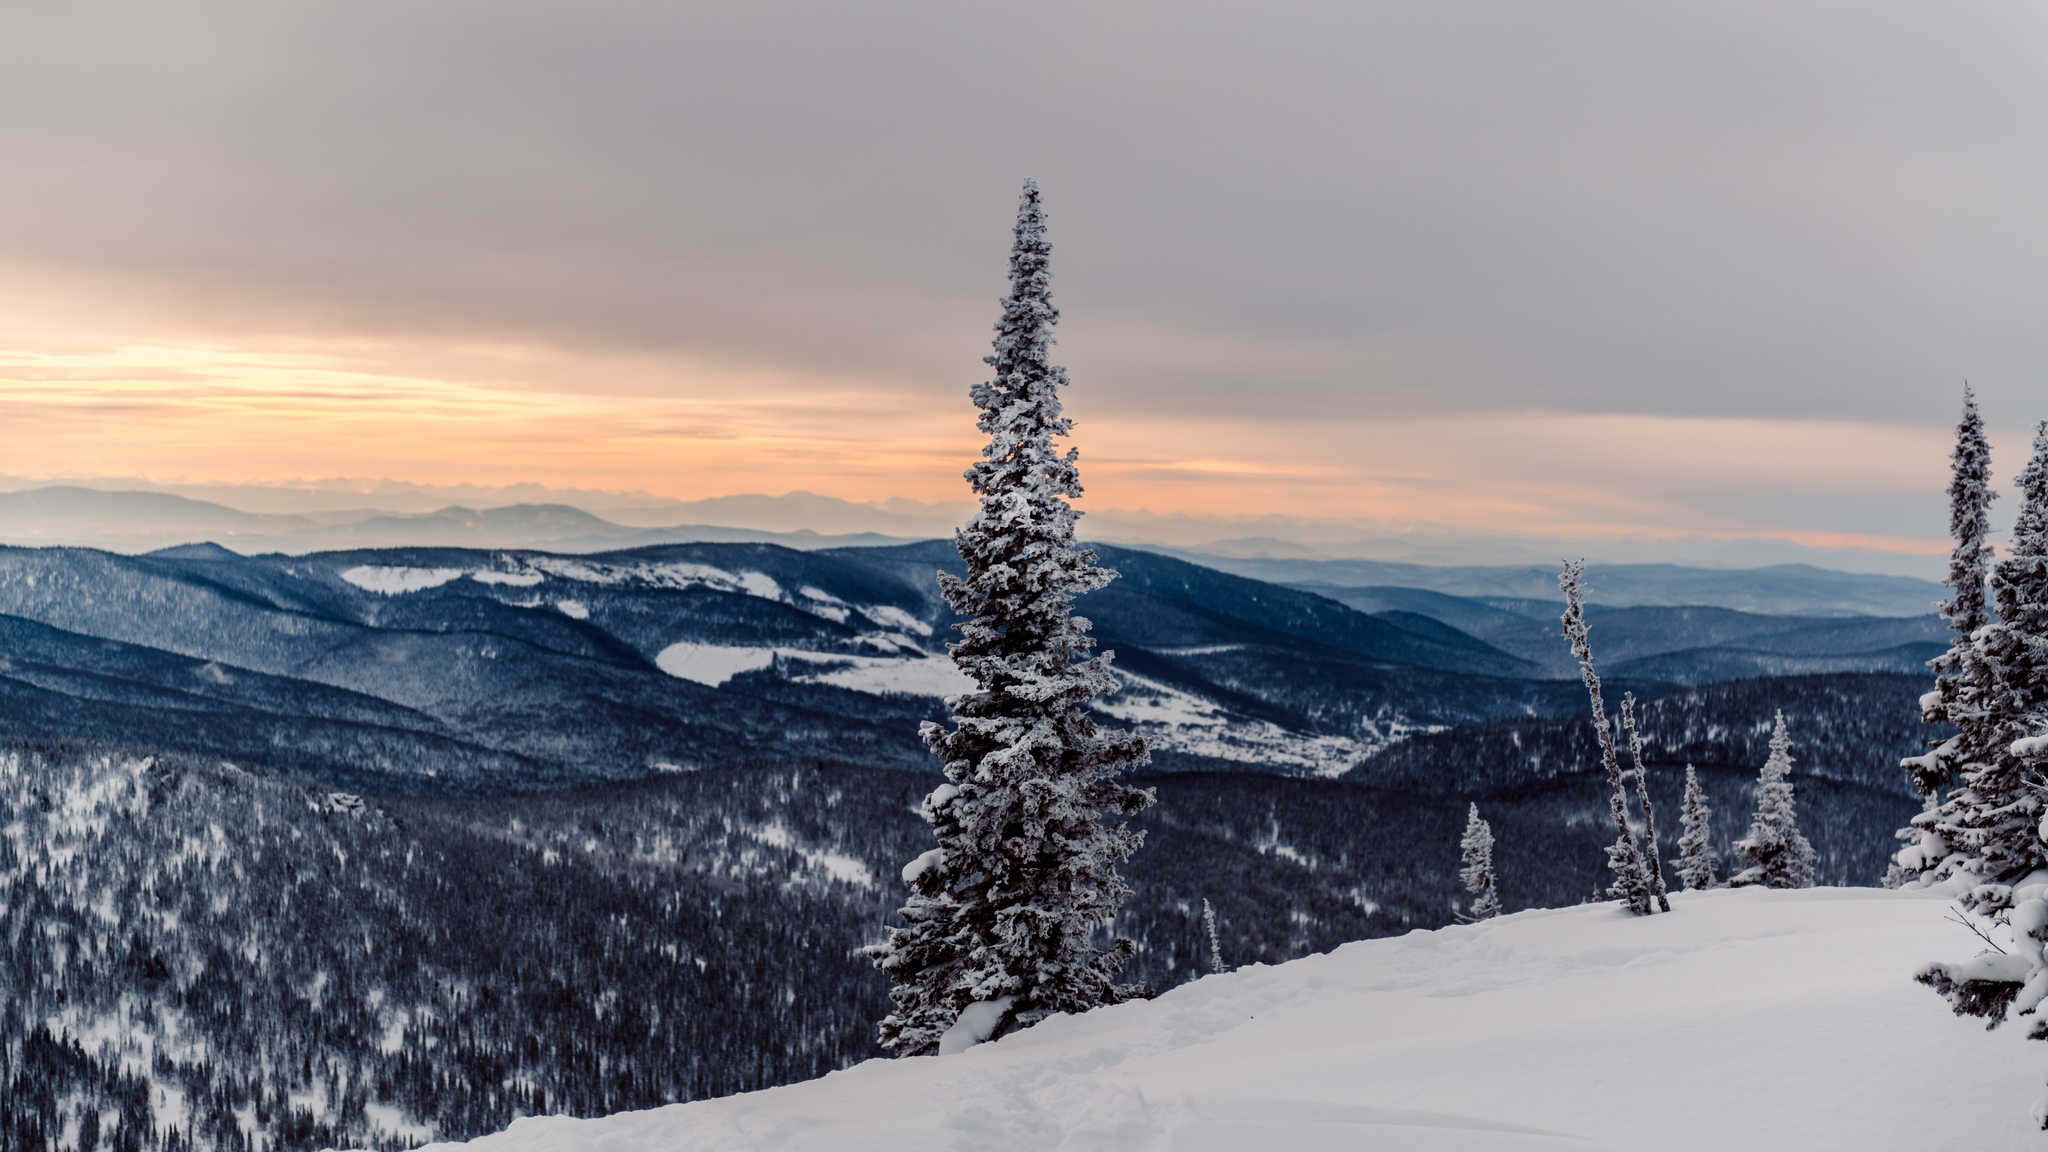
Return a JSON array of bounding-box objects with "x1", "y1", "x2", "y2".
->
[{"x1": 3, "y1": 1, "x2": 2045, "y2": 422}]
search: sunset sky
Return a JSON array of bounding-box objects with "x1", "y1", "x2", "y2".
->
[{"x1": 4, "y1": 2, "x2": 2047, "y2": 565}]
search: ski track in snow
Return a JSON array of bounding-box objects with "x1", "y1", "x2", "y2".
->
[{"x1": 412, "y1": 886, "x2": 2044, "y2": 1151}]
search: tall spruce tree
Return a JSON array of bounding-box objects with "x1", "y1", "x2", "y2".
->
[
  {"x1": 1674, "y1": 764, "x2": 1718, "y2": 891},
  {"x1": 1458, "y1": 803, "x2": 1502, "y2": 921},
  {"x1": 1560, "y1": 560, "x2": 1654, "y2": 914},
  {"x1": 1905, "y1": 386, "x2": 1998, "y2": 799},
  {"x1": 1731, "y1": 711, "x2": 1816, "y2": 889},
  {"x1": 1895, "y1": 417, "x2": 2048, "y2": 899},
  {"x1": 2008, "y1": 422, "x2": 2048, "y2": 781},
  {"x1": 1905, "y1": 421, "x2": 2048, "y2": 904},
  {"x1": 864, "y1": 180, "x2": 1154, "y2": 1057}
]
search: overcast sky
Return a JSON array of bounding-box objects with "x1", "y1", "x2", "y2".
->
[{"x1": 2, "y1": 1, "x2": 2045, "y2": 563}]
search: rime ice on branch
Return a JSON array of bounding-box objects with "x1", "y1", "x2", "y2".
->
[
  {"x1": 863, "y1": 181, "x2": 1154, "y2": 1057},
  {"x1": 1559, "y1": 560, "x2": 1654, "y2": 915}
]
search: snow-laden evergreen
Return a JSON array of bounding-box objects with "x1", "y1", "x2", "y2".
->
[
  {"x1": 1898, "y1": 419, "x2": 2048, "y2": 904},
  {"x1": 1559, "y1": 560, "x2": 1655, "y2": 914},
  {"x1": 1620, "y1": 692, "x2": 1671, "y2": 911},
  {"x1": 1904, "y1": 387, "x2": 1997, "y2": 800},
  {"x1": 1917, "y1": 872, "x2": 2048, "y2": 1130},
  {"x1": 863, "y1": 180, "x2": 1154, "y2": 1056},
  {"x1": 1674, "y1": 764, "x2": 1718, "y2": 890},
  {"x1": 1730, "y1": 711, "x2": 1816, "y2": 889},
  {"x1": 1202, "y1": 898, "x2": 1228, "y2": 975},
  {"x1": 1946, "y1": 385, "x2": 2001, "y2": 642},
  {"x1": 1458, "y1": 803, "x2": 1502, "y2": 921}
]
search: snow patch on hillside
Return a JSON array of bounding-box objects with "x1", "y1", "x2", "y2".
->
[
  {"x1": 791, "y1": 654, "x2": 972, "y2": 697},
  {"x1": 751, "y1": 822, "x2": 875, "y2": 888},
  {"x1": 417, "y1": 887, "x2": 2043, "y2": 1151},
  {"x1": 652, "y1": 643, "x2": 973, "y2": 696},
  {"x1": 857, "y1": 604, "x2": 932, "y2": 636},
  {"x1": 1097, "y1": 672, "x2": 1376, "y2": 777},
  {"x1": 653, "y1": 644, "x2": 776, "y2": 686},
  {"x1": 341, "y1": 566, "x2": 465, "y2": 595}
]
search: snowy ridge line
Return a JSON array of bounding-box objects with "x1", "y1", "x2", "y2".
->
[
  {"x1": 411, "y1": 887, "x2": 2042, "y2": 1151},
  {"x1": 340, "y1": 559, "x2": 929, "y2": 634}
]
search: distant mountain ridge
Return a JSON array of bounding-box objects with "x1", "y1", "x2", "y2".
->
[
  {"x1": 0, "y1": 483, "x2": 1947, "y2": 581},
  {"x1": 1177, "y1": 552, "x2": 1944, "y2": 618},
  {"x1": 0, "y1": 539, "x2": 1628, "y2": 791},
  {"x1": 0, "y1": 486, "x2": 924, "y2": 553}
]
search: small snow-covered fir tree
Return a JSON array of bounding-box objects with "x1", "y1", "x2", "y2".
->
[
  {"x1": 1898, "y1": 418, "x2": 2048, "y2": 902},
  {"x1": 1459, "y1": 803, "x2": 1502, "y2": 921},
  {"x1": 863, "y1": 180, "x2": 1154, "y2": 1056},
  {"x1": 1674, "y1": 764, "x2": 1718, "y2": 891},
  {"x1": 1559, "y1": 560, "x2": 1654, "y2": 915},
  {"x1": 1620, "y1": 693, "x2": 1671, "y2": 912},
  {"x1": 1730, "y1": 711, "x2": 1816, "y2": 889},
  {"x1": 1202, "y1": 898, "x2": 1228, "y2": 975}
]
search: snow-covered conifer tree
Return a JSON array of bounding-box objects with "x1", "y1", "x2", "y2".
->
[
  {"x1": 1459, "y1": 803, "x2": 1502, "y2": 921},
  {"x1": 1947, "y1": 386, "x2": 2001, "y2": 639},
  {"x1": 1902, "y1": 386, "x2": 1998, "y2": 800},
  {"x1": 1730, "y1": 711, "x2": 1816, "y2": 889},
  {"x1": 1898, "y1": 419, "x2": 2048, "y2": 901},
  {"x1": 1674, "y1": 764, "x2": 1718, "y2": 891},
  {"x1": 1559, "y1": 560, "x2": 1654, "y2": 915},
  {"x1": 864, "y1": 181, "x2": 1154, "y2": 1056},
  {"x1": 1202, "y1": 899, "x2": 1228, "y2": 975},
  {"x1": 1620, "y1": 693, "x2": 1671, "y2": 911}
]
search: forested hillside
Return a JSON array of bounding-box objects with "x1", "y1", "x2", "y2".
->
[
  {"x1": 3, "y1": 733, "x2": 1914, "y2": 1151},
  {"x1": 1350, "y1": 673, "x2": 1940, "y2": 797}
]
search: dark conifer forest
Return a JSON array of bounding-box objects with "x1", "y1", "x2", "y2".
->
[{"x1": 4, "y1": 688, "x2": 1916, "y2": 1149}]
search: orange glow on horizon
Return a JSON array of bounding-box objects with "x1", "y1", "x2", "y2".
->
[{"x1": 0, "y1": 294, "x2": 1959, "y2": 563}]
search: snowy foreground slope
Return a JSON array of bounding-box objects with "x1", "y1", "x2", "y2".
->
[{"x1": 415, "y1": 887, "x2": 2040, "y2": 1151}]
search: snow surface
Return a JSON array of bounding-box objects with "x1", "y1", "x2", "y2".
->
[
  {"x1": 412, "y1": 886, "x2": 2042, "y2": 1151},
  {"x1": 653, "y1": 643, "x2": 974, "y2": 695},
  {"x1": 471, "y1": 570, "x2": 544, "y2": 587},
  {"x1": 794, "y1": 653, "x2": 973, "y2": 697},
  {"x1": 340, "y1": 566, "x2": 466, "y2": 594},
  {"x1": 857, "y1": 604, "x2": 933, "y2": 636},
  {"x1": 654, "y1": 643, "x2": 776, "y2": 686}
]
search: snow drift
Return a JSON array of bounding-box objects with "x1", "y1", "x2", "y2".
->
[{"x1": 414, "y1": 886, "x2": 2042, "y2": 1151}]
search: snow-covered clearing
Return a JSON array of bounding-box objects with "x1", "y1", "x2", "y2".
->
[
  {"x1": 654, "y1": 642, "x2": 973, "y2": 695},
  {"x1": 416, "y1": 886, "x2": 2040, "y2": 1151},
  {"x1": 654, "y1": 644, "x2": 776, "y2": 686},
  {"x1": 340, "y1": 566, "x2": 466, "y2": 594},
  {"x1": 794, "y1": 653, "x2": 972, "y2": 697},
  {"x1": 1096, "y1": 672, "x2": 1378, "y2": 777}
]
